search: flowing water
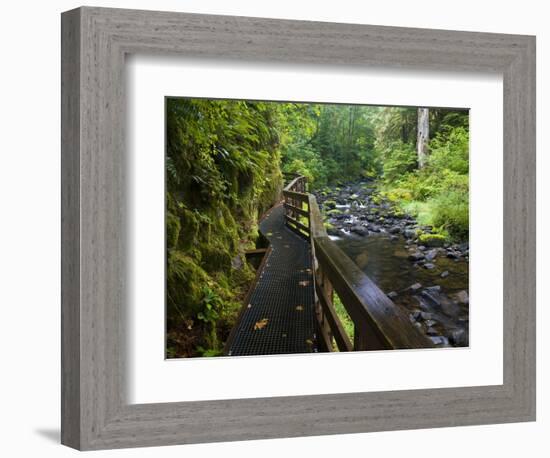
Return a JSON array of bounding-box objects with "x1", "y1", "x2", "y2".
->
[
  {"x1": 333, "y1": 232, "x2": 468, "y2": 296},
  {"x1": 332, "y1": 231, "x2": 470, "y2": 346},
  {"x1": 314, "y1": 179, "x2": 470, "y2": 347}
]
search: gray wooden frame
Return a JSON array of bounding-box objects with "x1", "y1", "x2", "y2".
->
[{"x1": 61, "y1": 6, "x2": 536, "y2": 451}]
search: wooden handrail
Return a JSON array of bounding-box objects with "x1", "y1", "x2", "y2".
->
[
  {"x1": 283, "y1": 202, "x2": 309, "y2": 217},
  {"x1": 283, "y1": 175, "x2": 435, "y2": 351}
]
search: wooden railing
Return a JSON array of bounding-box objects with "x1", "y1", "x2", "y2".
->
[
  {"x1": 283, "y1": 176, "x2": 435, "y2": 352},
  {"x1": 282, "y1": 175, "x2": 310, "y2": 239}
]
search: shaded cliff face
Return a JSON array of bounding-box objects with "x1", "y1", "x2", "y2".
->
[{"x1": 165, "y1": 98, "x2": 283, "y2": 358}]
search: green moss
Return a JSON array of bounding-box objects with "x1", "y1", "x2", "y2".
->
[
  {"x1": 371, "y1": 194, "x2": 382, "y2": 205},
  {"x1": 326, "y1": 208, "x2": 343, "y2": 216},
  {"x1": 165, "y1": 98, "x2": 284, "y2": 357},
  {"x1": 323, "y1": 199, "x2": 337, "y2": 209},
  {"x1": 418, "y1": 233, "x2": 447, "y2": 247},
  {"x1": 166, "y1": 250, "x2": 211, "y2": 316},
  {"x1": 166, "y1": 211, "x2": 181, "y2": 248}
]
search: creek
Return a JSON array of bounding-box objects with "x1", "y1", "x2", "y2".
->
[{"x1": 313, "y1": 181, "x2": 470, "y2": 347}]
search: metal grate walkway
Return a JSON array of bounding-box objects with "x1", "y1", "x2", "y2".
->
[{"x1": 226, "y1": 204, "x2": 319, "y2": 356}]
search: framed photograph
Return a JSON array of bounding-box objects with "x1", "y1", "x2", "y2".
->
[{"x1": 61, "y1": 6, "x2": 536, "y2": 450}]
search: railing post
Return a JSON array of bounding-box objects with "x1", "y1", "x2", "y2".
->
[{"x1": 354, "y1": 327, "x2": 366, "y2": 351}]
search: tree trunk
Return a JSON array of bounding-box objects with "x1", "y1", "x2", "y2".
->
[{"x1": 417, "y1": 107, "x2": 430, "y2": 168}]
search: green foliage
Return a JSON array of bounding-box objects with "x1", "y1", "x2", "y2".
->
[
  {"x1": 377, "y1": 108, "x2": 469, "y2": 241},
  {"x1": 279, "y1": 104, "x2": 380, "y2": 188},
  {"x1": 333, "y1": 293, "x2": 355, "y2": 346},
  {"x1": 424, "y1": 191, "x2": 469, "y2": 239},
  {"x1": 166, "y1": 98, "x2": 283, "y2": 357},
  {"x1": 166, "y1": 98, "x2": 470, "y2": 357},
  {"x1": 379, "y1": 141, "x2": 417, "y2": 181},
  {"x1": 196, "y1": 347, "x2": 224, "y2": 357},
  {"x1": 428, "y1": 126, "x2": 469, "y2": 174},
  {"x1": 197, "y1": 286, "x2": 222, "y2": 324},
  {"x1": 197, "y1": 286, "x2": 223, "y2": 349}
]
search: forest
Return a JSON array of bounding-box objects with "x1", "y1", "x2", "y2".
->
[{"x1": 166, "y1": 97, "x2": 469, "y2": 357}]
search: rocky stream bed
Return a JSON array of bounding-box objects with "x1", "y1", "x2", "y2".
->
[{"x1": 313, "y1": 181, "x2": 470, "y2": 348}]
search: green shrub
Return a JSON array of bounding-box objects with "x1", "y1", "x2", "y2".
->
[
  {"x1": 380, "y1": 141, "x2": 417, "y2": 182},
  {"x1": 428, "y1": 191, "x2": 469, "y2": 239},
  {"x1": 428, "y1": 126, "x2": 469, "y2": 174}
]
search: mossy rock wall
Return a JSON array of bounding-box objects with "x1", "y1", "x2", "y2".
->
[{"x1": 165, "y1": 98, "x2": 283, "y2": 357}]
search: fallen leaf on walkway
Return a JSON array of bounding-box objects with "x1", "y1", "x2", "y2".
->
[
  {"x1": 254, "y1": 318, "x2": 269, "y2": 330},
  {"x1": 295, "y1": 305, "x2": 304, "y2": 311},
  {"x1": 298, "y1": 280, "x2": 310, "y2": 287}
]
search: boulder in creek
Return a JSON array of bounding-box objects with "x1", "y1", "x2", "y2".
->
[
  {"x1": 454, "y1": 290, "x2": 469, "y2": 305},
  {"x1": 420, "y1": 311, "x2": 433, "y2": 321},
  {"x1": 425, "y1": 285, "x2": 441, "y2": 293},
  {"x1": 426, "y1": 327, "x2": 439, "y2": 336},
  {"x1": 429, "y1": 336, "x2": 450, "y2": 346},
  {"x1": 350, "y1": 225, "x2": 369, "y2": 236},
  {"x1": 418, "y1": 233, "x2": 446, "y2": 247},
  {"x1": 387, "y1": 291, "x2": 398, "y2": 299},
  {"x1": 423, "y1": 263, "x2": 436, "y2": 270},
  {"x1": 446, "y1": 250, "x2": 461, "y2": 259},
  {"x1": 403, "y1": 229, "x2": 416, "y2": 239},
  {"x1": 448, "y1": 328, "x2": 469, "y2": 346},
  {"x1": 424, "y1": 249, "x2": 438, "y2": 261},
  {"x1": 388, "y1": 226, "x2": 401, "y2": 234},
  {"x1": 440, "y1": 270, "x2": 450, "y2": 278},
  {"x1": 408, "y1": 252, "x2": 425, "y2": 261},
  {"x1": 326, "y1": 226, "x2": 341, "y2": 236},
  {"x1": 408, "y1": 282, "x2": 423, "y2": 292},
  {"x1": 421, "y1": 289, "x2": 462, "y2": 318}
]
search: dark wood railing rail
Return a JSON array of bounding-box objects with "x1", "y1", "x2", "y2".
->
[{"x1": 282, "y1": 176, "x2": 435, "y2": 352}]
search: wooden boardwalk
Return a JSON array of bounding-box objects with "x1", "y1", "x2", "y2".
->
[{"x1": 226, "y1": 204, "x2": 319, "y2": 356}]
